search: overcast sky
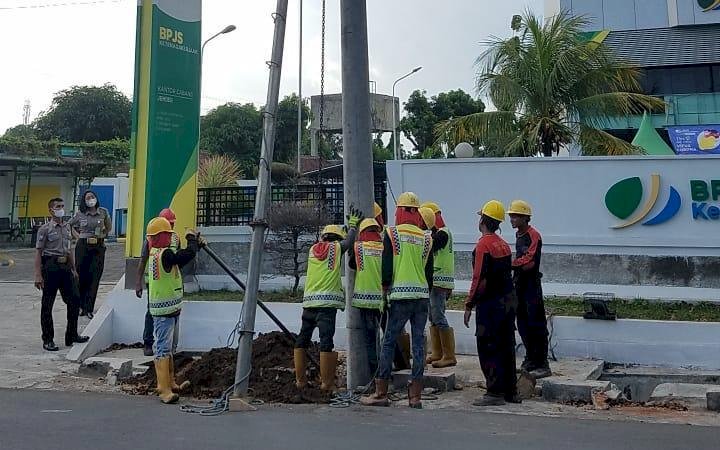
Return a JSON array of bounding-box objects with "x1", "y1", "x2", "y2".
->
[{"x1": 0, "y1": 0, "x2": 542, "y2": 134}]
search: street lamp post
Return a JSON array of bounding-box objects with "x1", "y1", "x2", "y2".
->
[
  {"x1": 201, "y1": 24, "x2": 237, "y2": 63},
  {"x1": 392, "y1": 66, "x2": 422, "y2": 160}
]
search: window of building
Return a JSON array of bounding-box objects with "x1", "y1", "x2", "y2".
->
[{"x1": 640, "y1": 65, "x2": 718, "y2": 96}]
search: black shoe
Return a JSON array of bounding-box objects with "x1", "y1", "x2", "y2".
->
[
  {"x1": 43, "y1": 341, "x2": 59, "y2": 351},
  {"x1": 505, "y1": 394, "x2": 523, "y2": 404},
  {"x1": 472, "y1": 394, "x2": 506, "y2": 407},
  {"x1": 79, "y1": 310, "x2": 88, "y2": 317},
  {"x1": 143, "y1": 344, "x2": 154, "y2": 357},
  {"x1": 86, "y1": 312, "x2": 94, "y2": 320},
  {"x1": 529, "y1": 362, "x2": 551, "y2": 379},
  {"x1": 65, "y1": 335, "x2": 90, "y2": 346}
]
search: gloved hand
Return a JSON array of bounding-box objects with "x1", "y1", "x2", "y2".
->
[
  {"x1": 346, "y1": 205, "x2": 363, "y2": 229},
  {"x1": 185, "y1": 228, "x2": 198, "y2": 240},
  {"x1": 197, "y1": 234, "x2": 208, "y2": 248}
]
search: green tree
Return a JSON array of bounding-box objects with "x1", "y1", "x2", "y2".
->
[
  {"x1": 34, "y1": 84, "x2": 131, "y2": 142},
  {"x1": 274, "y1": 94, "x2": 311, "y2": 164},
  {"x1": 200, "y1": 102, "x2": 262, "y2": 177},
  {"x1": 2, "y1": 124, "x2": 36, "y2": 139},
  {"x1": 436, "y1": 11, "x2": 664, "y2": 156},
  {"x1": 400, "y1": 89, "x2": 485, "y2": 157}
]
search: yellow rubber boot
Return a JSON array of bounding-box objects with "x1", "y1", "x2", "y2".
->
[
  {"x1": 432, "y1": 327, "x2": 457, "y2": 368},
  {"x1": 320, "y1": 351, "x2": 338, "y2": 391},
  {"x1": 294, "y1": 348, "x2": 308, "y2": 388},
  {"x1": 425, "y1": 326, "x2": 442, "y2": 364},
  {"x1": 169, "y1": 356, "x2": 190, "y2": 393},
  {"x1": 155, "y1": 357, "x2": 180, "y2": 404}
]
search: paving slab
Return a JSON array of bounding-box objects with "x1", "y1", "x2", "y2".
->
[
  {"x1": 392, "y1": 367, "x2": 456, "y2": 392},
  {"x1": 650, "y1": 383, "x2": 720, "y2": 409},
  {"x1": 542, "y1": 379, "x2": 611, "y2": 403},
  {"x1": 79, "y1": 357, "x2": 133, "y2": 380}
]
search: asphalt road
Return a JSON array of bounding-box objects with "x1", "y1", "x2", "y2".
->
[{"x1": 0, "y1": 389, "x2": 715, "y2": 450}]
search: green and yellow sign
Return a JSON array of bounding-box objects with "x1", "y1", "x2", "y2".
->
[{"x1": 127, "y1": 0, "x2": 201, "y2": 257}]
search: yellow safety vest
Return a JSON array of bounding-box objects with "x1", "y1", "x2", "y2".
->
[
  {"x1": 303, "y1": 242, "x2": 345, "y2": 310},
  {"x1": 433, "y1": 227, "x2": 455, "y2": 289},
  {"x1": 387, "y1": 224, "x2": 432, "y2": 301},
  {"x1": 148, "y1": 247, "x2": 183, "y2": 316},
  {"x1": 352, "y1": 241, "x2": 383, "y2": 309}
]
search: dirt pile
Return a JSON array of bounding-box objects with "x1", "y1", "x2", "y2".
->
[
  {"x1": 121, "y1": 332, "x2": 335, "y2": 404},
  {"x1": 101, "y1": 342, "x2": 144, "y2": 352}
]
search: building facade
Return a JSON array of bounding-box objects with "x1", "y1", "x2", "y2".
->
[{"x1": 546, "y1": 0, "x2": 720, "y2": 152}]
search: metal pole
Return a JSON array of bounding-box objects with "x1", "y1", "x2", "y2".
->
[
  {"x1": 10, "y1": 165, "x2": 18, "y2": 224},
  {"x1": 296, "y1": 0, "x2": 303, "y2": 172},
  {"x1": 392, "y1": 67, "x2": 422, "y2": 160},
  {"x1": 233, "y1": 0, "x2": 288, "y2": 397},
  {"x1": 340, "y1": 0, "x2": 374, "y2": 389}
]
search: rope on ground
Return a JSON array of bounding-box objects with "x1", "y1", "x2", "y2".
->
[{"x1": 179, "y1": 368, "x2": 260, "y2": 416}]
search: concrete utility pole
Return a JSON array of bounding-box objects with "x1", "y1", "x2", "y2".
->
[
  {"x1": 233, "y1": 0, "x2": 288, "y2": 397},
  {"x1": 340, "y1": 0, "x2": 374, "y2": 389}
]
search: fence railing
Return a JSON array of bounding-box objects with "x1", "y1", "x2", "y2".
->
[{"x1": 197, "y1": 182, "x2": 387, "y2": 227}]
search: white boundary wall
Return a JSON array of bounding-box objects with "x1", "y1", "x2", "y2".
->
[
  {"x1": 386, "y1": 156, "x2": 720, "y2": 256},
  {"x1": 70, "y1": 282, "x2": 720, "y2": 370}
]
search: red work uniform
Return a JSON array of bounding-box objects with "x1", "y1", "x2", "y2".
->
[{"x1": 465, "y1": 233, "x2": 517, "y2": 400}]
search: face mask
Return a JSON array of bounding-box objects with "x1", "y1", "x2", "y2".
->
[
  {"x1": 54, "y1": 209, "x2": 65, "y2": 218},
  {"x1": 86, "y1": 199, "x2": 97, "y2": 207}
]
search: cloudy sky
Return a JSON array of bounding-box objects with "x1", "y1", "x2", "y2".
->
[{"x1": 0, "y1": 0, "x2": 542, "y2": 134}]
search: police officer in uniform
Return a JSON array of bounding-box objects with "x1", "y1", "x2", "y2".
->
[
  {"x1": 70, "y1": 190, "x2": 112, "y2": 319},
  {"x1": 34, "y1": 198, "x2": 89, "y2": 351}
]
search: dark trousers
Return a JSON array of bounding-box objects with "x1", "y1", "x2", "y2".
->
[
  {"x1": 40, "y1": 257, "x2": 80, "y2": 343},
  {"x1": 516, "y1": 275, "x2": 548, "y2": 367},
  {"x1": 75, "y1": 240, "x2": 106, "y2": 313},
  {"x1": 295, "y1": 307, "x2": 337, "y2": 352},
  {"x1": 475, "y1": 296, "x2": 517, "y2": 398},
  {"x1": 358, "y1": 308, "x2": 381, "y2": 376},
  {"x1": 378, "y1": 299, "x2": 429, "y2": 381},
  {"x1": 143, "y1": 298, "x2": 154, "y2": 346},
  {"x1": 380, "y1": 311, "x2": 410, "y2": 370}
]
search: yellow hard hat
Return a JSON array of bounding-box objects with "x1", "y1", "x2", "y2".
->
[
  {"x1": 359, "y1": 218, "x2": 381, "y2": 233},
  {"x1": 146, "y1": 217, "x2": 173, "y2": 236},
  {"x1": 321, "y1": 224, "x2": 347, "y2": 239},
  {"x1": 419, "y1": 207, "x2": 436, "y2": 229},
  {"x1": 508, "y1": 199, "x2": 532, "y2": 216},
  {"x1": 373, "y1": 202, "x2": 382, "y2": 218},
  {"x1": 478, "y1": 200, "x2": 505, "y2": 222},
  {"x1": 420, "y1": 202, "x2": 440, "y2": 214},
  {"x1": 396, "y1": 192, "x2": 420, "y2": 208}
]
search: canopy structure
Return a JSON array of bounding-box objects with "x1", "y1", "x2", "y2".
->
[{"x1": 632, "y1": 112, "x2": 676, "y2": 156}]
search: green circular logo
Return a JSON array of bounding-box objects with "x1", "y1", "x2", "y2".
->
[
  {"x1": 698, "y1": 0, "x2": 720, "y2": 11},
  {"x1": 605, "y1": 177, "x2": 643, "y2": 220}
]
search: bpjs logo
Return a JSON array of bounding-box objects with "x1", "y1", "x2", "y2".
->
[
  {"x1": 605, "y1": 174, "x2": 681, "y2": 229},
  {"x1": 698, "y1": 0, "x2": 720, "y2": 11},
  {"x1": 159, "y1": 26, "x2": 183, "y2": 45}
]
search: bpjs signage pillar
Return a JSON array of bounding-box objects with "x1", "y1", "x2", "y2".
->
[{"x1": 127, "y1": 0, "x2": 201, "y2": 258}]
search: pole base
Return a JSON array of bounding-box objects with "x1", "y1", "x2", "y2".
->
[{"x1": 228, "y1": 396, "x2": 258, "y2": 412}]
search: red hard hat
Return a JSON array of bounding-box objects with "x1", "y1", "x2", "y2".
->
[{"x1": 159, "y1": 208, "x2": 176, "y2": 224}]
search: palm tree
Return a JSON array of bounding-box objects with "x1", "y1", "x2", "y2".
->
[{"x1": 436, "y1": 11, "x2": 665, "y2": 156}]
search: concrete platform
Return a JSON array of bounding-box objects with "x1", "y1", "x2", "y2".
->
[
  {"x1": 542, "y1": 379, "x2": 612, "y2": 403},
  {"x1": 650, "y1": 383, "x2": 720, "y2": 409},
  {"x1": 391, "y1": 367, "x2": 456, "y2": 392}
]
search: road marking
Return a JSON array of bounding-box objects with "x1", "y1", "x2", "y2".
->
[{"x1": 41, "y1": 409, "x2": 72, "y2": 413}]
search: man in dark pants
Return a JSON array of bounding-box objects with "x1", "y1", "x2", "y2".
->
[
  {"x1": 508, "y1": 200, "x2": 550, "y2": 378},
  {"x1": 34, "y1": 198, "x2": 89, "y2": 351},
  {"x1": 464, "y1": 200, "x2": 519, "y2": 406},
  {"x1": 135, "y1": 208, "x2": 179, "y2": 356}
]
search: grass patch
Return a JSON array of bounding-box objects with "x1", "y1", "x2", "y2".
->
[{"x1": 184, "y1": 290, "x2": 720, "y2": 322}]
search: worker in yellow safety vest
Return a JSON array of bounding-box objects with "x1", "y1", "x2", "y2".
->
[
  {"x1": 421, "y1": 201, "x2": 457, "y2": 368},
  {"x1": 145, "y1": 217, "x2": 205, "y2": 404},
  {"x1": 348, "y1": 218, "x2": 384, "y2": 376},
  {"x1": 294, "y1": 207, "x2": 363, "y2": 391},
  {"x1": 361, "y1": 192, "x2": 434, "y2": 409}
]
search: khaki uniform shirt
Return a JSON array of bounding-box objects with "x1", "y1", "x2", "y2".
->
[
  {"x1": 70, "y1": 208, "x2": 112, "y2": 239},
  {"x1": 36, "y1": 221, "x2": 73, "y2": 257}
]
